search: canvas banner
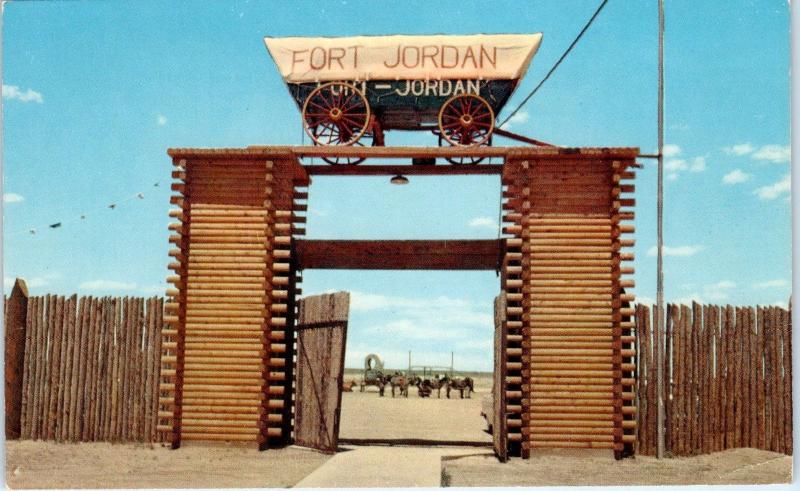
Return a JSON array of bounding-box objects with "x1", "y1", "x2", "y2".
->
[{"x1": 265, "y1": 34, "x2": 543, "y2": 83}]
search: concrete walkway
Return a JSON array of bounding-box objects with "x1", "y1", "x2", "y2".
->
[{"x1": 294, "y1": 445, "x2": 490, "y2": 488}]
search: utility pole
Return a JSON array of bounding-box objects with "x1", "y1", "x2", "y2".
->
[{"x1": 656, "y1": 0, "x2": 666, "y2": 459}]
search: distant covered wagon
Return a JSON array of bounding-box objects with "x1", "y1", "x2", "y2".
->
[{"x1": 265, "y1": 34, "x2": 542, "y2": 163}]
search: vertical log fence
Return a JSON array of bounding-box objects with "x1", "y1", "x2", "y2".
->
[
  {"x1": 636, "y1": 303, "x2": 793, "y2": 456},
  {"x1": 4, "y1": 293, "x2": 164, "y2": 443}
]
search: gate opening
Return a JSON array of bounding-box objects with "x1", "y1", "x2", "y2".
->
[{"x1": 300, "y1": 270, "x2": 498, "y2": 446}]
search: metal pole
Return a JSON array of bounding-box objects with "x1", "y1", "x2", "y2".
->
[{"x1": 656, "y1": 0, "x2": 666, "y2": 459}]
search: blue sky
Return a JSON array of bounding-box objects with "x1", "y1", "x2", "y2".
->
[{"x1": 2, "y1": 1, "x2": 791, "y2": 371}]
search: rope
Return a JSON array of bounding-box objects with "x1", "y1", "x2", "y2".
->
[{"x1": 498, "y1": 0, "x2": 610, "y2": 128}]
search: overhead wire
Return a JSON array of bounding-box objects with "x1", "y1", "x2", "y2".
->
[
  {"x1": 497, "y1": 0, "x2": 610, "y2": 128},
  {"x1": 5, "y1": 180, "x2": 164, "y2": 238}
]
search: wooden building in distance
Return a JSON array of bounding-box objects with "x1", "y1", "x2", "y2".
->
[{"x1": 157, "y1": 145, "x2": 638, "y2": 459}]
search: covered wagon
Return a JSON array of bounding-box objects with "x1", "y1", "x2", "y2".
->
[{"x1": 265, "y1": 33, "x2": 543, "y2": 163}]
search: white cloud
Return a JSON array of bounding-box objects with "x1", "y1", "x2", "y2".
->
[
  {"x1": 139, "y1": 285, "x2": 167, "y2": 295},
  {"x1": 665, "y1": 155, "x2": 707, "y2": 180},
  {"x1": 647, "y1": 245, "x2": 705, "y2": 257},
  {"x1": 78, "y1": 279, "x2": 137, "y2": 291},
  {"x1": 752, "y1": 145, "x2": 790, "y2": 163},
  {"x1": 371, "y1": 319, "x2": 466, "y2": 341},
  {"x1": 665, "y1": 159, "x2": 687, "y2": 172},
  {"x1": 157, "y1": 114, "x2": 168, "y2": 126},
  {"x1": 2, "y1": 84, "x2": 43, "y2": 103},
  {"x1": 673, "y1": 293, "x2": 705, "y2": 305},
  {"x1": 351, "y1": 290, "x2": 492, "y2": 341},
  {"x1": 702, "y1": 281, "x2": 736, "y2": 301},
  {"x1": 710, "y1": 280, "x2": 736, "y2": 289},
  {"x1": 4, "y1": 276, "x2": 51, "y2": 290},
  {"x1": 499, "y1": 110, "x2": 529, "y2": 130},
  {"x1": 723, "y1": 143, "x2": 754, "y2": 156},
  {"x1": 754, "y1": 279, "x2": 790, "y2": 289},
  {"x1": 722, "y1": 169, "x2": 751, "y2": 185},
  {"x1": 662, "y1": 144, "x2": 681, "y2": 157},
  {"x1": 634, "y1": 296, "x2": 655, "y2": 307},
  {"x1": 3, "y1": 193, "x2": 24, "y2": 203},
  {"x1": 754, "y1": 174, "x2": 790, "y2": 200},
  {"x1": 468, "y1": 216, "x2": 498, "y2": 229},
  {"x1": 690, "y1": 156, "x2": 706, "y2": 172}
]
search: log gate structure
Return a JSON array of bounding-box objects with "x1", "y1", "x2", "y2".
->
[{"x1": 157, "y1": 145, "x2": 638, "y2": 459}]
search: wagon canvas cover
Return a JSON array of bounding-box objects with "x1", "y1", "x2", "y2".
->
[{"x1": 264, "y1": 34, "x2": 543, "y2": 83}]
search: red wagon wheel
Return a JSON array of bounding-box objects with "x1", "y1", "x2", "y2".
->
[
  {"x1": 302, "y1": 82, "x2": 371, "y2": 165},
  {"x1": 437, "y1": 133, "x2": 492, "y2": 165},
  {"x1": 438, "y1": 93, "x2": 495, "y2": 154}
]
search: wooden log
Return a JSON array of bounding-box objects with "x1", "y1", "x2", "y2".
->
[
  {"x1": 143, "y1": 298, "x2": 154, "y2": 443},
  {"x1": 20, "y1": 295, "x2": 37, "y2": 440},
  {"x1": 663, "y1": 304, "x2": 673, "y2": 454},
  {"x1": 748, "y1": 307, "x2": 758, "y2": 449},
  {"x1": 645, "y1": 305, "x2": 656, "y2": 455},
  {"x1": 63, "y1": 295, "x2": 78, "y2": 441},
  {"x1": 91, "y1": 297, "x2": 105, "y2": 441},
  {"x1": 724, "y1": 305, "x2": 735, "y2": 449},
  {"x1": 120, "y1": 297, "x2": 132, "y2": 441},
  {"x1": 704, "y1": 305, "x2": 713, "y2": 453},
  {"x1": 690, "y1": 302, "x2": 700, "y2": 454},
  {"x1": 26, "y1": 296, "x2": 39, "y2": 440},
  {"x1": 94, "y1": 298, "x2": 106, "y2": 441},
  {"x1": 77, "y1": 297, "x2": 91, "y2": 441},
  {"x1": 153, "y1": 297, "x2": 164, "y2": 443},
  {"x1": 5, "y1": 280, "x2": 29, "y2": 440},
  {"x1": 33, "y1": 295, "x2": 47, "y2": 440},
  {"x1": 110, "y1": 298, "x2": 123, "y2": 441},
  {"x1": 81, "y1": 298, "x2": 94, "y2": 441},
  {"x1": 773, "y1": 308, "x2": 785, "y2": 453},
  {"x1": 782, "y1": 306, "x2": 793, "y2": 455},
  {"x1": 669, "y1": 305, "x2": 680, "y2": 455},
  {"x1": 44, "y1": 295, "x2": 64, "y2": 440},
  {"x1": 763, "y1": 308, "x2": 773, "y2": 451},
  {"x1": 68, "y1": 297, "x2": 84, "y2": 441},
  {"x1": 771, "y1": 307, "x2": 783, "y2": 452}
]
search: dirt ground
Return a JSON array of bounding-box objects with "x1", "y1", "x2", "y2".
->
[
  {"x1": 4, "y1": 377, "x2": 793, "y2": 488},
  {"x1": 339, "y1": 384, "x2": 492, "y2": 442},
  {"x1": 4, "y1": 440, "x2": 329, "y2": 489},
  {"x1": 441, "y1": 447, "x2": 793, "y2": 486}
]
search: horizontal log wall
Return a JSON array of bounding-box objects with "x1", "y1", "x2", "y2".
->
[
  {"x1": 159, "y1": 153, "x2": 307, "y2": 447},
  {"x1": 503, "y1": 155, "x2": 637, "y2": 458},
  {"x1": 16, "y1": 295, "x2": 163, "y2": 443},
  {"x1": 636, "y1": 303, "x2": 793, "y2": 456}
]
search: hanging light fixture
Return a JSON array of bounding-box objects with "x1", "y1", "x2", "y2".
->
[{"x1": 390, "y1": 174, "x2": 409, "y2": 185}]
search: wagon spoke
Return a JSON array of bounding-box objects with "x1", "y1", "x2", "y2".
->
[{"x1": 303, "y1": 82, "x2": 371, "y2": 154}]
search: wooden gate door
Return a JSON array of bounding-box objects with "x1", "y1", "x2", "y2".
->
[
  {"x1": 493, "y1": 293, "x2": 508, "y2": 461},
  {"x1": 294, "y1": 292, "x2": 350, "y2": 453}
]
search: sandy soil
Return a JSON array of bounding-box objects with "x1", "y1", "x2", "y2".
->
[
  {"x1": 441, "y1": 447, "x2": 793, "y2": 486},
  {"x1": 4, "y1": 377, "x2": 792, "y2": 488},
  {"x1": 4, "y1": 440, "x2": 329, "y2": 489},
  {"x1": 339, "y1": 387, "x2": 492, "y2": 442}
]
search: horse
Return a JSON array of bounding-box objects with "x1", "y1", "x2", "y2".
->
[
  {"x1": 447, "y1": 376, "x2": 474, "y2": 399},
  {"x1": 433, "y1": 375, "x2": 450, "y2": 398},
  {"x1": 389, "y1": 372, "x2": 410, "y2": 398},
  {"x1": 411, "y1": 377, "x2": 434, "y2": 398}
]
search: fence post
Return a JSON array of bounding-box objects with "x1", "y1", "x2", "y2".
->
[{"x1": 4, "y1": 278, "x2": 29, "y2": 439}]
